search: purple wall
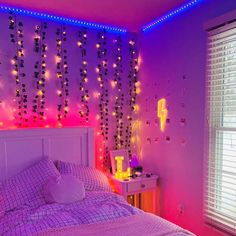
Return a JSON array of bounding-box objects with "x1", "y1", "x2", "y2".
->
[{"x1": 138, "y1": 0, "x2": 236, "y2": 235}]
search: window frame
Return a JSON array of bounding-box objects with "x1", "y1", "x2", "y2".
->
[{"x1": 205, "y1": 20, "x2": 236, "y2": 235}]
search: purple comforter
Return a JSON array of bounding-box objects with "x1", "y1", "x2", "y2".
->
[{"x1": 0, "y1": 191, "x2": 141, "y2": 236}]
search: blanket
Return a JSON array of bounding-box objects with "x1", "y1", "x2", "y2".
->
[{"x1": 34, "y1": 213, "x2": 195, "y2": 236}]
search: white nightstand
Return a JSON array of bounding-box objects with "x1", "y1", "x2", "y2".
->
[{"x1": 110, "y1": 174, "x2": 159, "y2": 214}]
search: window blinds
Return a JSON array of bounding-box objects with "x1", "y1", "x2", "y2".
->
[{"x1": 206, "y1": 24, "x2": 236, "y2": 234}]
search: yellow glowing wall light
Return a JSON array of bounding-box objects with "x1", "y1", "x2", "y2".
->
[
  {"x1": 157, "y1": 98, "x2": 168, "y2": 132},
  {"x1": 115, "y1": 156, "x2": 131, "y2": 179}
]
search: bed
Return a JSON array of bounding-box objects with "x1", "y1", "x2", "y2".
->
[{"x1": 0, "y1": 127, "x2": 195, "y2": 236}]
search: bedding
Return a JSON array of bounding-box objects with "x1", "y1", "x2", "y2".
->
[
  {"x1": 0, "y1": 191, "x2": 141, "y2": 235},
  {"x1": 0, "y1": 160, "x2": 195, "y2": 236},
  {"x1": 56, "y1": 161, "x2": 112, "y2": 192},
  {"x1": 0, "y1": 190, "x2": 194, "y2": 236},
  {"x1": 0, "y1": 158, "x2": 60, "y2": 214},
  {"x1": 34, "y1": 213, "x2": 195, "y2": 236}
]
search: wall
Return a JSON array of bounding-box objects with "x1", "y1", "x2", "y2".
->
[
  {"x1": 138, "y1": 0, "x2": 236, "y2": 235},
  {"x1": 0, "y1": 11, "x2": 139, "y2": 170}
]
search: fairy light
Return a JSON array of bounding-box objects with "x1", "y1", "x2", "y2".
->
[
  {"x1": 78, "y1": 28, "x2": 89, "y2": 123},
  {"x1": 96, "y1": 30, "x2": 109, "y2": 169},
  {"x1": 125, "y1": 38, "x2": 139, "y2": 158},
  {"x1": 32, "y1": 22, "x2": 48, "y2": 123},
  {"x1": 113, "y1": 35, "x2": 125, "y2": 150},
  {"x1": 56, "y1": 26, "x2": 69, "y2": 122},
  {"x1": 9, "y1": 12, "x2": 28, "y2": 127}
]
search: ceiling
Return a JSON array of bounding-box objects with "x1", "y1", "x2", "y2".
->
[{"x1": 0, "y1": 0, "x2": 190, "y2": 31}]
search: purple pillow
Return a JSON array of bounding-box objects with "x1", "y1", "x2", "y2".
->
[
  {"x1": 0, "y1": 158, "x2": 60, "y2": 212},
  {"x1": 56, "y1": 161, "x2": 112, "y2": 192},
  {"x1": 43, "y1": 174, "x2": 85, "y2": 204}
]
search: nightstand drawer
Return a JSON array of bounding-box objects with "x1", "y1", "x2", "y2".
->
[{"x1": 127, "y1": 179, "x2": 156, "y2": 193}]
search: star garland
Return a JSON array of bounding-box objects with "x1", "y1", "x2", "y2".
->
[
  {"x1": 77, "y1": 28, "x2": 89, "y2": 123},
  {"x1": 56, "y1": 25, "x2": 69, "y2": 124},
  {"x1": 96, "y1": 30, "x2": 109, "y2": 167},
  {"x1": 9, "y1": 12, "x2": 28, "y2": 127},
  {"x1": 113, "y1": 36, "x2": 124, "y2": 149},
  {"x1": 125, "y1": 39, "x2": 139, "y2": 158},
  {"x1": 32, "y1": 22, "x2": 48, "y2": 124}
]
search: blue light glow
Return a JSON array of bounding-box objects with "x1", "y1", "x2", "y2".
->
[
  {"x1": 0, "y1": 5, "x2": 127, "y2": 34},
  {"x1": 142, "y1": 0, "x2": 204, "y2": 32}
]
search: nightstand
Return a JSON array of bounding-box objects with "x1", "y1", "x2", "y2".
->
[{"x1": 110, "y1": 174, "x2": 159, "y2": 215}]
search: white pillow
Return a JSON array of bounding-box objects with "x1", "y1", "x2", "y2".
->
[{"x1": 43, "y1": 174, "x2": 85, "y2": 204}]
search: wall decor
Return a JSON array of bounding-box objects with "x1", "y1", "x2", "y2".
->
[
  {"x1": 78, "y1": 28, "x2": 89, "y2": 123},
  {"x1": 9, "y1": 12, "x2": 28, "y2": 127},
  {"x1": 125, "y1": 39, "x2": 139, "y2": 158},
  {"x1": 32, "y1": 22, "x2": 48, "y2": 125},
  {"x1": 0, "y1": 11, "x2": 139, "y2": 170},
  {"x1": 157, "y1": 98, "x2": 167, "y2": 132},
  {"x1": 113, "y1": 36, "x2": 124, "y2": 150},
  {"x1": 55, "y1": 25, "x2": 69, "y2": 124},
  {"x1": 110, "y1": 149, "x2": 130, "y2": 178},
  {"x1": 96, "y1": 30, "x2": 110, "y2": 168}
]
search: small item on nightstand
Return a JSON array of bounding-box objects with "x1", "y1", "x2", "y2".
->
[
  {"x1": 135, "y1": 166, "x2": 143, "y2": 172},
  {"x1": 146, "y1": 173, "x2": 151, "y2": 178},
  {"x1": 130, "y1": 154, "x2": 139, "y2": 168},
  {"x1": 130, "y1": 165, "x2": 143, "y2": 178}
]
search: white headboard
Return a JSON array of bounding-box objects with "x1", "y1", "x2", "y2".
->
[{"x1": 0, "y1": 127, "x2": 94, "y2": 182}]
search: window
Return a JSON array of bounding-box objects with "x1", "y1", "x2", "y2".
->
[{"x1": 206, "y1": 22, "x2": 236, "y2": 234}]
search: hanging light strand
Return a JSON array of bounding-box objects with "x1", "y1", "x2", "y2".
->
[
  {"x1": 125, "y1": 39, "x2": 139, "y2": 158},
  {"x1": 113, "y1": 36, "x2": 124, "y2": 150},
  {"x1": 9, "y1": 12, "x2": 28, "y2": 127},
  {"x1": 32, "y1": 22, "x2": 48, "y2": 124},
  {"x1": 96, "y1": 30, "x2": 109, "y2": 168},
  {"x1": 56, "y1": 25, "x2": 69, "y2": 123},
  {"x1": 78, "y1": 28, "x2": 89, "y2": 123}
]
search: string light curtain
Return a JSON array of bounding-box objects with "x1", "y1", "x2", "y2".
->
[{"x1": 205, "y1": 22, "x2": 236, "y2": 234}]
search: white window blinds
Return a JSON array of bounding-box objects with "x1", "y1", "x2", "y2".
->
[{"x1": 206, "y1": 23, "x2": 236, "y2": 234}]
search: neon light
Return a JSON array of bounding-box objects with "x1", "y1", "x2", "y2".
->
[
  {"x1": 157, "y1": 98, "x2": 167, "y2": 132},
  {"x1": 115, "y1": 156, "x2": 131, "y2": 179},
  {"x1": 142, "y1": 0, "x2": 203, "y2": 32},
  {"x1": 0, "y1": 5, "x2": 127, "y2": 34}
]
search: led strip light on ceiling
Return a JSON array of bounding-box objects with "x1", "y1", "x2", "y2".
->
[
  {"x1": 0, "y1": 5, "x2": 127, "y2": 33},
  {"x1": 142, "y1": 0, "x2": 204, "y2": 32}
]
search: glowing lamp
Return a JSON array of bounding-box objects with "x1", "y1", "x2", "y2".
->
[
  {"x1": 114, "y1": 156, "x2": 131, "y2": 179},
  {"x1": 157, "y1": 98, "x2": 167, "y2": 132}
]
